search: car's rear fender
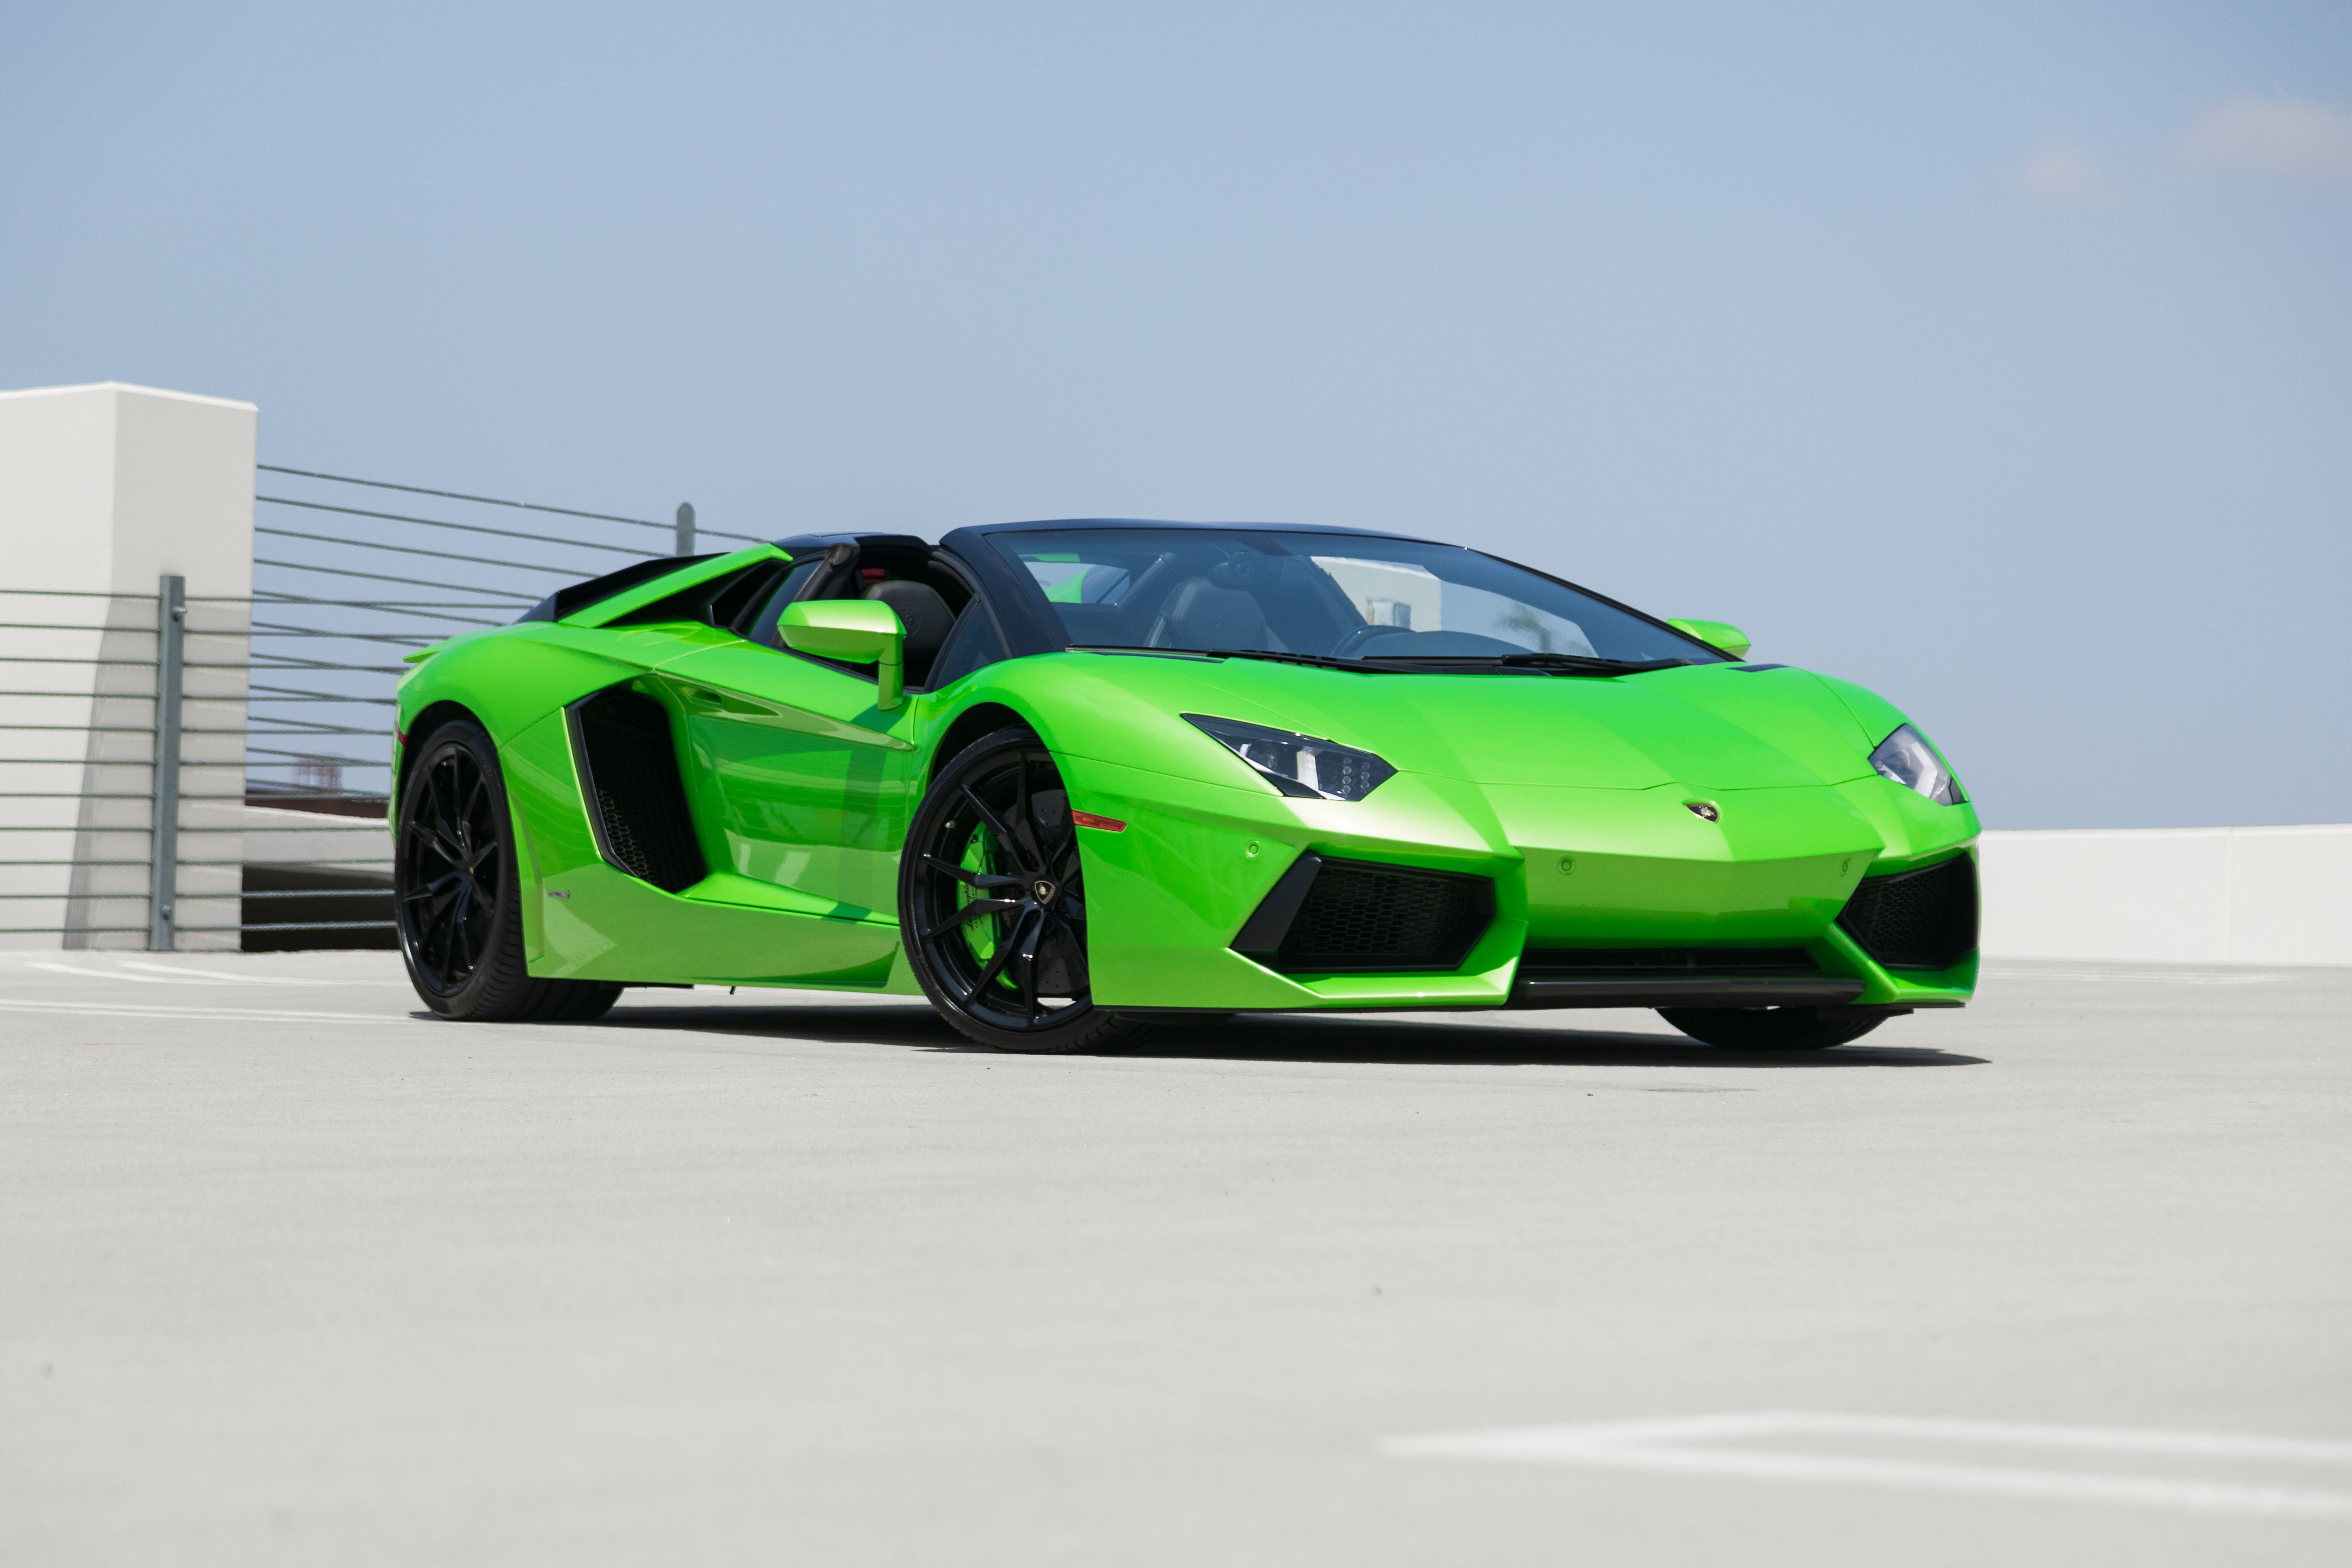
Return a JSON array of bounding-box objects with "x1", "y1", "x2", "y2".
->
[{"x1": 396, "y1": 626, "x2": 657, "y2": 748}]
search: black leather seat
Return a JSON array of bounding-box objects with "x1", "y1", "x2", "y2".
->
[
  {"x1": 864, "y1": 579, "x2": 955, "y2": 685},
  {"x1": 1160, "y1": 578, "x2": 1271, "y2": 650}
]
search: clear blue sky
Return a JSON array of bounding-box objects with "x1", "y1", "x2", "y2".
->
[{"x1": 5, "y1": 1, "x2": 2347, "y2": 828}]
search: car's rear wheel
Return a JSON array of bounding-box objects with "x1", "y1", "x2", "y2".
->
[
  {"x1": 900, "y1": 726, "x2": 1157, "y2": 1054},
  {"x1": 395, "y1": 719, "x2": 622, "y2": 1023},
  {"x1": 1657, "y1": 1005, "x2": 1887, "y2": 1050}
]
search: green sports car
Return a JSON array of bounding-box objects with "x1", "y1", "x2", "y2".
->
[{"x1": 390, "y1": 521, "x2": 1977, "y2": 1051}]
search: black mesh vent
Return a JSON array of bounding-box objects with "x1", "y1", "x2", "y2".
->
[
  {"x1": 1521, "y1": 948, "x2": 1818, "y2": 979},
  {"x1": 1270, "y1": 859, "x2": 1493, "y2": 974},
  {"x1": 1836, "y1": 854, "x2": 1977, "y2": 970},
  {"x1": 572, "y1": 687, "x2": 707, "y2": 893}
]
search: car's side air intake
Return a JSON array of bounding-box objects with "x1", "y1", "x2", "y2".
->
[
  {"x1": 1233, "y1": 854, "x2": 1494, "y2": 974},
  {"x1": 1836, "y1": 853, "x2": 1978, "y2": 970},
  {"x1": 565, "y1": 686, "x2": 707, "y2": 894}
]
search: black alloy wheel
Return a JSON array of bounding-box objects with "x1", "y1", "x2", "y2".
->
[
  {"x1": 399, "y1": 736, "x2": 501, "y2": 993},
  {"x1": 900, "y1": 726, "x2": 1155, "y2": 1053},
  {"x1": 1656, "y1": 1005, "x2": 1889, "y2": 1051},
  {"x1": 394, "y1": 719, "x2": 621, "y2": 1023}
]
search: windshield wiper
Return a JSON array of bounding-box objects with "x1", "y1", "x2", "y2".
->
[
  {"x1": 1369, "y1": 653, "x2": 1694, "y2": 676},
  {"x1": 1067, "y1": 645, "x2": 1690, "y2": 676},
  {"x1": 1069, "y1": 645, "x2": 1406, "y2": 674}
]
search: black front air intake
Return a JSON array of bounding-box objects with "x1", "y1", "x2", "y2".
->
[
  {"x1": 567, "y1": 687, "x2": 707, "y2": 893},
  {"x1": 1836, "y1": 853, "x2": 1977, "y2": 970},
  {"x1": 1233, "y1": 854, "x2": 1494, "y2": 974}
]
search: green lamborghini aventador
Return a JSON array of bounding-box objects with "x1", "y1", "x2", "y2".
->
[{"x1": 389, "y1": 521, "x2": 1978, "y2": 1051}]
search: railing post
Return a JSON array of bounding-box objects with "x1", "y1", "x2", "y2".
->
[
  {"x1": 675, "y1": 501, "x2": 695, "y2": 556},
  {"x1": 148, "y1": 574, "x2": 185, "y2": 951}
]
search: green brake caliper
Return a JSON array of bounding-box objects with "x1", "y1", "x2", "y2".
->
[{"x1": 958, "y1": 825, "x2": 998, "y2": 972}]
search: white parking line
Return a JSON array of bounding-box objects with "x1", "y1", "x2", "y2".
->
[
  {"x1": 105, "y1": 961, "x2": 270, "y2": 984},
  {"x1": 1383, "y1": 1411, "x2": 2352, "y2": 1519},
  {"x1": 0, "y1": 997, "x2": 414, "y2": 1025},
  {"x1": 27, "y1": 962, "x2": 191, "y2": 984},
  {"x1": 114, "y1": 960, "x2": 384, "y2": 987}
]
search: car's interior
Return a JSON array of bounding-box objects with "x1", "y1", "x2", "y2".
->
[
  {"x1": 738, "y1": 540, "x2": 985, "y2": 691},
  {"x1": 995, "y1": 531, "x2": 1684, "y2": 662},
  {"x1": 602, "y1": 538, "x2": 996, "y2": 691},
  {"x1": 595, "y1": 526, "x2": 1687, "y2": 691},
  {"x1": 1038, "y1": 548, "x2": 1365, "y2": 655},
  {"x1": 1020, "y1": 543, "x2": 1542, "y2": 659}
]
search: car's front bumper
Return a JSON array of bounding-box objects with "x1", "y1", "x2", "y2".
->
[{"x1": 1058, "y1": 754, "x2": 1979, "y2": 1015}]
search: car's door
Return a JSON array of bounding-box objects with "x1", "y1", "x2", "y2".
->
[{"x1": 657, "y1": 635, "x2": 923, "y2": 919}]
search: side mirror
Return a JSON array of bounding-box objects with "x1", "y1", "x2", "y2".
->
[
  {"x1": 1667, "y1": 617, "x2": 1751, "y2": 660},
  {"x1": 779, "y1": 599, "x2": 906, "y2": 709}
]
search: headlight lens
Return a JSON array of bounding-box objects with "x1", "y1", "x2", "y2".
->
[
  {"x1": 1870, "y1": 724, "x2": 1965, "y2": 805},
  {"x1": 1183, "y1": 714, "x2": 1396, "y2": 801}
]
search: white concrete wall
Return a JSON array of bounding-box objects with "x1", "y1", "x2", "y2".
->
[
  {"x1": 0, "y1": 382, "x2": 256, "y2": 949},
  {"x1": 1979, "y1": 824, "x2": 2352, "y2": 967},
  {"x1": 240, "y1": 803, "x2": 389, "y2": 876}
]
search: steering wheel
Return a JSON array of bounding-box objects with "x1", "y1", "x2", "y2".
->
[{"x1": 1329, "y1": 623, "x2": 1407, "y2": 658}]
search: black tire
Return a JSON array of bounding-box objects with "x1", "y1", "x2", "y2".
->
[
  {"x1": 395, "y1": 719, "x2": 622, "y2": 1023},
  {"x1": 899, "y1": 726, "x2": 1158, "y2": 1054},
  {"x1": 1658, "y1": 1005, "x2": 1888, "y2": 1051}
]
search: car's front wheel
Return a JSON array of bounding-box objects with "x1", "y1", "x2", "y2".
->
[
  {"x1": 1657, "y1": 1005, "x2": 1888, "y2": 1050},
  {"x1": 899, "y1": 726, "x2": 1156, "y2": 1054},
  {"x1": 395, "y1": 718, "x2": 622, "y2": 1023}
]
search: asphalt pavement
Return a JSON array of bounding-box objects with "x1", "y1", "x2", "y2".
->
[{"x1": 2, "y1": 949, "x2": 2346, "y2": 1566}]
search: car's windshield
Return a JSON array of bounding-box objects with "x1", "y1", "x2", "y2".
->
[{"x1": 989, "y1": 527, "x2": 1724, "y2": 667}]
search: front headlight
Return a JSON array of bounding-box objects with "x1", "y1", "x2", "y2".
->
[
  {"x1": 1183, "y1": 714, "x2": 1397, "y2": 801},
  {"x1": 1870, "y1": 724, "x2": 1965, "y2": 805}
]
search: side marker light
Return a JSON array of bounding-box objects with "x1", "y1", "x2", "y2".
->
[{"x1": 1072, "y1": 810, "x2": 1127, "y2": 832}]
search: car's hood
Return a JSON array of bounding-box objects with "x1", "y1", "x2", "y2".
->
[{"x1": 1039, "y1": 654, "x2": 1884, "y2": 791}]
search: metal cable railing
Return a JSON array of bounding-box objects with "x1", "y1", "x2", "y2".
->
[
  {"x1": 242, "y1": 467, "x2": 728, "y2": 824},
  {"x1": 2, "y1": 465, "x2": 740, "y2": 949},
  {"x1": 0, "y1": 584, "x2": 239, "y2": 945}
]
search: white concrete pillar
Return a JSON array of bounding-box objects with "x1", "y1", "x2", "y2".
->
[{"x1": 0, "y1": 382, "x2": 255, "y2": 949}]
